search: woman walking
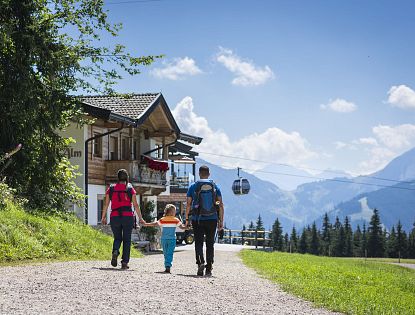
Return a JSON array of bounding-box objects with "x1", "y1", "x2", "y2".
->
[{"x1": 101, "y1": 169, "x2": 145, "y2": 269}]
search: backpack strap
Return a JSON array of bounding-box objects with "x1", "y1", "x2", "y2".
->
[
  {"x1": 109, "y1": 184, "x2": 115, "y2": 201},
  {"x1": 210, "y1": 181, "x2": 217, "y2": 206},
  {"x1": 126, "y1": 183, "x2": 134, "y2": 202}
]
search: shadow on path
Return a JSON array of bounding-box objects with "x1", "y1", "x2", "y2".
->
[
  {"x1": 92, "y1": 267, "x2": 133, "y2": 272},
  {"x1": 174, "y1": 273, "x2": 214, "y2": 279}
]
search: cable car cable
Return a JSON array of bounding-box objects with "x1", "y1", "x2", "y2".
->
[
  {"x1": 197, "y1": 151, "x2": 414, "y2": 185},
  {"x1": 227, "y1": 165, "x2": 415, "y2": 191}
]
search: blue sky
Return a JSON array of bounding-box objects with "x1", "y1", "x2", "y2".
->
[{"x1": 99, "y1": 0, "x2": 415, "y2": 181}]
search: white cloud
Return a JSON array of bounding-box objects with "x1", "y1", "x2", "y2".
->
[
  {"x1": 216, "y1": 47, "x2": 275, "y2": 86},
  {"x1": 335, "y1": 141, "x2": 347, "y2": 149},
  {"x1": 387, "y1": 85, "x2": 415, "y2": 109},
  {"x1": 320, "y1": 98, "x2": 357, "y2": 113},
  {"x1": 355, "y1": 124, "x2": 415, "y2": 174},
  {"x1": 373, "y1": 124, "x2": 415, "y2": 149},
  {"x1": 358, "y1": 147, "x2": 396, "y2": 175},
  {"x1": 151, "y1": 57, "x2": 202, "y2": 80},
  {"x1": 334, "y1": 141, "x2": 357, "y2": 150},
  {"x1": 356, "y1": 137, "x2": 379, "y2": 146},
  {"x1": 172, "y1": 96, "x2": 315, "y2": 171}
]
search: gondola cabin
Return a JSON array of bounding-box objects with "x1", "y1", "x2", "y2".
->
[{"x1": 232, "y1": 167, "x2": 250, "y2": 195}]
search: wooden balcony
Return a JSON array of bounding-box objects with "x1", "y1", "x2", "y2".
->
[{"x1": 105, "y1": 159, "x2": 168, "y2": 195}]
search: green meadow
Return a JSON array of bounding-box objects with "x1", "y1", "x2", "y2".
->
[
  {"x1": 0, "y1": 202, "x2": 141, "y2": 264},
  {"x1": 241, "y1": 250, "x2": 415, "y2": 315}
]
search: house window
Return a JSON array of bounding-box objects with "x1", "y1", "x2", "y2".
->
[
  {"x1": 97, "y1": 195, "x2": 105, "y2": 225},
  {"x1": 109, "y1": 136, "x2": 118, "y2": 160},
  {"x1": 93, "y1": 133, "x2": 102, "y2": 157}
]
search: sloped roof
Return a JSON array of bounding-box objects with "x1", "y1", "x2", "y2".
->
[
  {"x1": 79, "y1": 93, "x2": 181, "y2": 133},
  {"x1": 80, "y1": 93, "x2": 160, "y2": 122},
  {"x1": 79, "y1": 93, "x2": 204, "y2": 146}
]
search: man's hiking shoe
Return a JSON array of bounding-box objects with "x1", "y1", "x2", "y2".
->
[
  {"x1": 205, "y1": 266, "x2": 212, "y2": 277},
  {"x1": 164, "y1": 267, "x2": 171, "y2": 273},
  {"x1": 197, "y1": 264, "x2": 205, "y2": 276},
  {"x1": 111, "y1": 251, "x2": 118, "y2": 267},
  {"x1": 121, "y1": 262, "x2": 129, "y2": 270}
]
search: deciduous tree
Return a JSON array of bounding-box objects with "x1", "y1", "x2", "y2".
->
[{"x1": 0, "y1": 0, "x2": 159, "y2": 210}]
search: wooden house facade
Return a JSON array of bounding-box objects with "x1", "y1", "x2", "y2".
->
[{"x1": 62, "y1": 93, "x2": 201, "y2": 225}]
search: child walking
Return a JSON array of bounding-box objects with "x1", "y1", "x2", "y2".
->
[{"x1": 142, "y1": 204, "x2": 186, "y2": 273}]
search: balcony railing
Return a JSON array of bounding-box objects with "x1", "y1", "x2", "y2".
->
[
  {"x1": 169, "y1": 176, "x2": 190, "y2": 189},
  {"x1": 105, "y1": 160, "x2": 167, "y2": 186}
]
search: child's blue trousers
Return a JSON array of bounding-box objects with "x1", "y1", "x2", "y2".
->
[{"x1": 161, "y1": 239, "x2": 176, "y2": 267}]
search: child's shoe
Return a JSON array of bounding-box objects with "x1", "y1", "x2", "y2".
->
[{"x1": 164, "y1": 267, "x2": 171, "y2": 273}]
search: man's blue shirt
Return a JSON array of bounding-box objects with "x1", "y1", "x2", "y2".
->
[{"x1": 187, "y1": 179, "x2": 221, "y2": 221}]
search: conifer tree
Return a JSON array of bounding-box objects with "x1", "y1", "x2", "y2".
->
[
  {"x1": 335, "y1": 225, "x2": 346, "y2": 257},
  {"x1": 256, "y1": 214, "x2": 264, "y2": 246},
  {"x1": 361, "y1": 223, "x2": 368, "y2": 258},
  {"x1": 310, "y1": 222, "x2": 320, "y2": 255},
  {"x1": 344, "y1": 216, "x2": 353, "y2": 257},
  {"x1": 408, "y1": 220, "x2": 415, "y2": 259},
  {"x1": 387, "y1": 226, "x2": 398, "y2": 258},
  {"x1": 284, "y1": 233, "x2": 289, "y2": 252},
  {"x1": 290, "y1": 226, "x2": 298, "y2": 253},
  {"x1": 367, "y1": 209, "x2": 384, "y2": 257},
  {"x1": 305, "y1": 225, "x2": 312, "y2": 254},
  {"x1": 321, "y1": 213, "x2": 331, "y2": 256},
  {"x1": 396, "y1": 221, "x2": 408, "y2": 259},
  {"x1": 353, "y1": 225, "x2": 362, "y2": 257},
  {"x1": 271, "y1": 218, "x2": 284, "y2": 251},
  {"x1": 299, "y1": 228, "x2": 308, "y2": 254},
  {"x1": 256, "y1": 215, "x2": 264, "y2": 230},
  {"x1": 332, "y1": 217, "x2": 345, "y2": 256}
]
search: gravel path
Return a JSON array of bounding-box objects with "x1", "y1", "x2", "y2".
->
[
  {"x1": 392, "y1": 263, "x2": 415, "y2": 270},
  {"x1": 0, "y1": 244, "x2": 338, "y2": 315}
]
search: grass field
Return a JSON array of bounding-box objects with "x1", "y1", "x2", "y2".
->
[
  {"x1": 0, "y1": 201, "x2": 141, "y2": 264},
  {"x1": 240, "y1": 250, "x2": 415, "y2": 315}
]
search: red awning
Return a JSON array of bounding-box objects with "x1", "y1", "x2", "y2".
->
[{"x1": 142, "y1": 155, "x2": 169, "y2": 171}]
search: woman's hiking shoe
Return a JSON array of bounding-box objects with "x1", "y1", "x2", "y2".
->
[
  {"x1": 164, "y1": 267, "x2": 171, "y2": 273},
  {"x1": 197, "y1": 264, "x2": 205, "y2": 276},
  {"x1": 121, "y1": 262, "x2": 129, "y2": 270},
  {"x1": 111, "y1": 250, "x2": 119, "y2": 267}
]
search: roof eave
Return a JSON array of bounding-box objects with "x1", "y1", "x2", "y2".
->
[
  {"x1": 135, "y1": 93, "x2": 181, "y2": 138},
  {"x1": 178, "y1": 132, "x2": 203, "y2": 145},
  {"x1": 80, "y1": 101, "x2": 136, "y2": 126}
]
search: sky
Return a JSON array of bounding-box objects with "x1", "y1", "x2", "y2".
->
[{"x1": 98, "y1": 0, "x2": 415, "y2": 181}]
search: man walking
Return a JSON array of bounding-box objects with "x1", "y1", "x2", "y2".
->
[{"x1": 185, "y1": 165, "x2": 224, "y2": 276}]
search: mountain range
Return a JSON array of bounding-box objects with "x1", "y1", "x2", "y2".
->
[{"x1": 196, "y1": 147, "x2": 415, "y2": 232}]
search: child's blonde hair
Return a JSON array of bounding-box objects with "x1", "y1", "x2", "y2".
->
[{"x1": 164, "y1": 204, "x2": 176, "y2": 216}]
